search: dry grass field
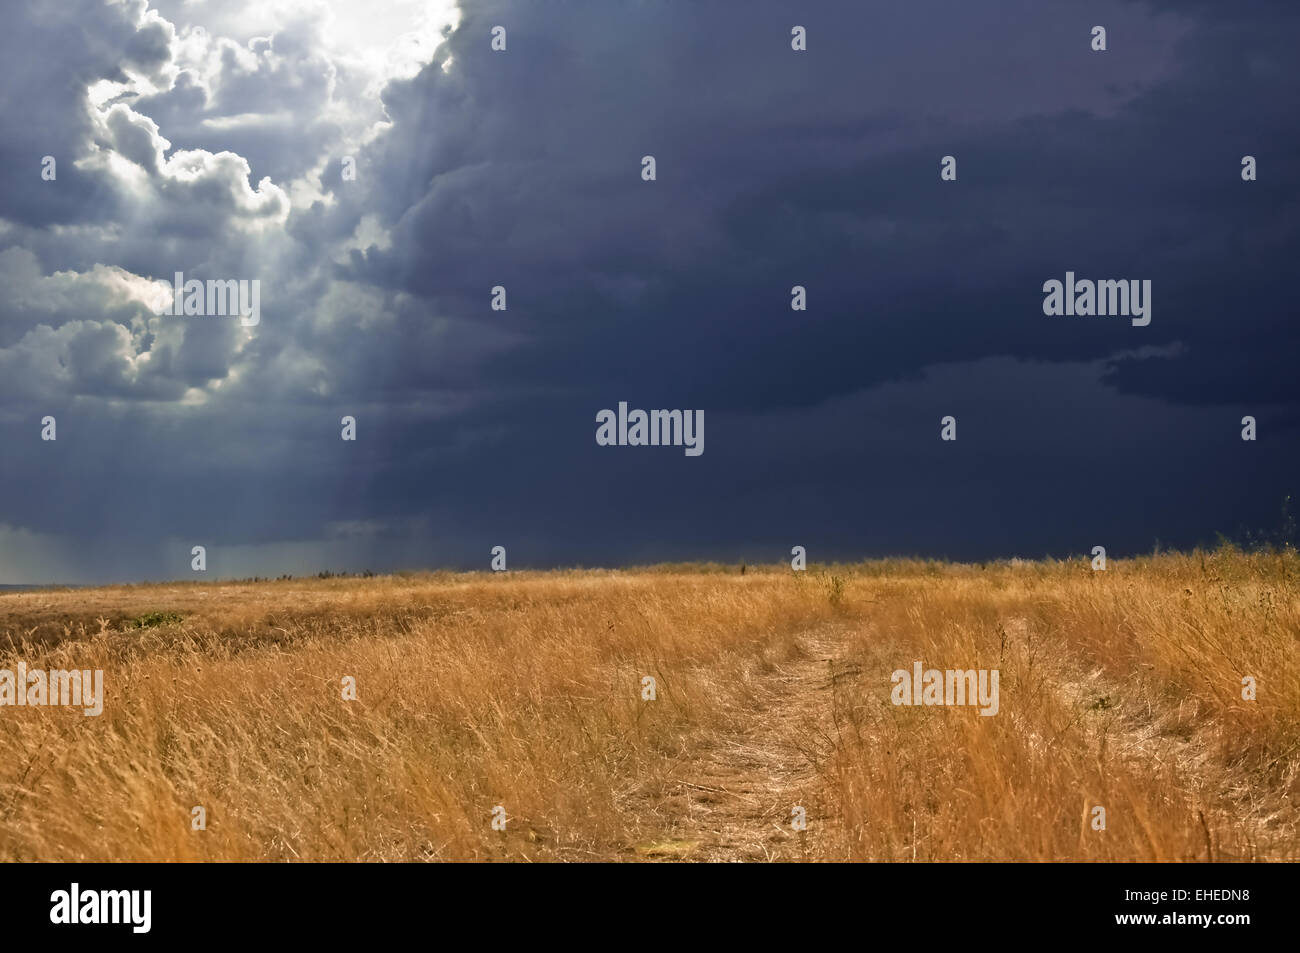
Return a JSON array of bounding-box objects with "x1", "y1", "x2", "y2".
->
[{"x1": 1, "y1": 549, "x2": 1297, "y2": 862}]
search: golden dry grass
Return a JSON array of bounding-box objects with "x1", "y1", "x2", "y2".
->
[{"x1": 1, "y1": 550, "x2": 1297, "y2": 861}]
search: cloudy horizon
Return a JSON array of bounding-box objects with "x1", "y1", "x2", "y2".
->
[{"x1": 1, "y1": 0, "x2": 1297, "y2": 584}]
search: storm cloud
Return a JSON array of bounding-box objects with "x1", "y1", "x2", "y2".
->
[{"x1": 0, "y1": 0, "x2": 1296, "y2": 583}]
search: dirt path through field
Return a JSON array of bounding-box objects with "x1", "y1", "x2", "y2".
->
[
  {"x1": 998, "y1": 615, "x2": 1285, "y2": 861},
  {"x1": 629, "y1": 623, "x2": 856, "y2": 861}
]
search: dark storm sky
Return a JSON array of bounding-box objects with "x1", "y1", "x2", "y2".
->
[{"x1": 1, "y1": 0, "x2": 1297, "y2": 583}]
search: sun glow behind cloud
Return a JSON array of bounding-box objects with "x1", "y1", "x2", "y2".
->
[
  {"x1": 150, "y1": 0, "x2": 459, "y2": 85},
  {"x1": 322, "y1": 0, "x2": 461, "y2": 81}
]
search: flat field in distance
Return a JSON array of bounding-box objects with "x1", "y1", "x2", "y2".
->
[{"x1": 1, "y1": 550, "x2": 1297, "y2": 862}]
